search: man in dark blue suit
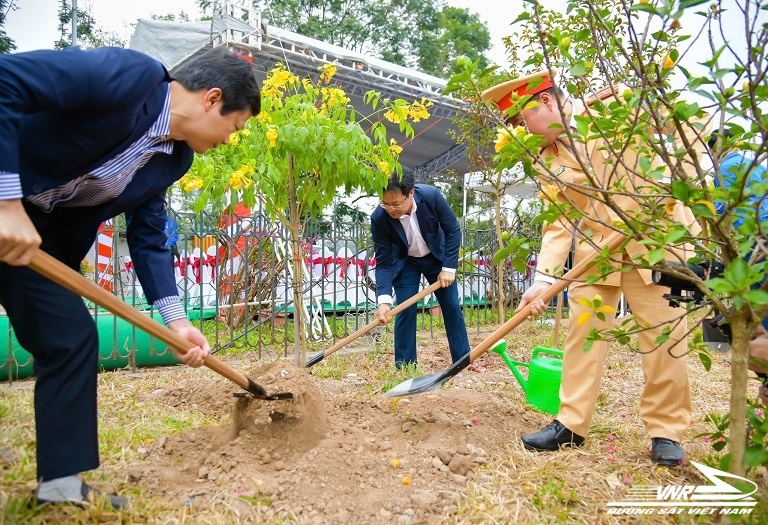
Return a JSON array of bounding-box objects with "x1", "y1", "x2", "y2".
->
[
  {"x1": 0, "y1": 45, "x2": 260, "y2": 508},
  {"x1": 371, "y1": 168, "x2": 470, "y2": 367}
]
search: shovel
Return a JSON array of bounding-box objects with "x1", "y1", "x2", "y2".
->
[
  {"x1": 306, "y1": 281, "x2": 442, "y2": 367},
  {"x1": 383, "y1": 232, "x2": 626, "y2": 398},
  {"x1": 28, "y1": 250, "x2": 293, "y2": 401}
]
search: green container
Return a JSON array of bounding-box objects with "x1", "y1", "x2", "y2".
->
[
  {"x1": 0, "y1": 312, "x2": 184, "y2": 381},
  {"x1": 492, "y1": 340, "x2": 564, "y2": 415},
  {"x1": 93, "y1": 312, "x2": 180, "y2": 369},
  {"x1": 0, "y1": 316, "x2": 34, "y2": 380}
]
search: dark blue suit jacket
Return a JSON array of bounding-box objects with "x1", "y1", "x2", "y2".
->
[
  {"x1": 370, "y1": 184, "x2": 461, "y2": 298},
  {"x1": 0, "y1": 46, "x2": 194, "y2": 302}
]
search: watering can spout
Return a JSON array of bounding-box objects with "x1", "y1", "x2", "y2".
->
[{"x1": 490, "y1": 339, "x2": 528, "y2": 394}]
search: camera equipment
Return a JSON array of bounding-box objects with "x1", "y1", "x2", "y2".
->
[
  {"x1": 702, "y1": 311, "x2": 732, "y2": 343},
  {"x1": 651, "y1": 260, "x2": 725, "y2": 307}
]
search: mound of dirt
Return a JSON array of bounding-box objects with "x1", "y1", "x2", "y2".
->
[
  {"x1": 129, "y1": 353, "x2": 538, "y2": 524},
  {"x1": 230, "y1": 361, "x2": 330, "y2": 453}
]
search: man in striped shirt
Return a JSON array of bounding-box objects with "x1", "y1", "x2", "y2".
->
[{"x1": 0, "y1": 45, "x2": 260, "y2": 508}]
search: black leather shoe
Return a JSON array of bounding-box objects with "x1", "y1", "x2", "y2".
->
[
  {"x1": 651, "y1": 438, "x2": 685, "y2": 466},
  {"x1": 36, "y1": 482, "x2": 129, "y2": 510},
  {"x1": 521, "y1": 419, "x2": 585, "y2": 451}
]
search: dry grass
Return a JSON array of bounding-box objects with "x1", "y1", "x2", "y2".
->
[{"x1": 0, "y1": 314, "x2": 766, "y2": 524}]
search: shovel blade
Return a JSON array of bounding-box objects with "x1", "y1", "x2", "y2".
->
[
  {"x1": 246, "y1": 378, "x2": 294, "y2": 401},
  {"x1": 383, "y1": 370, "x2": 450, "y2": 397},
  {"x1": 305, "y1": 352, "x2": 324, "y2": 367},
  {"x1": 262, "y1": 392, "x2": 295, "y2": 400},
  {"x1": 234, "y1": 391, "x2": 294, "y2": 400},
  {"x1": 383, "y1": 354, "x2": 470, "y2": 398}
]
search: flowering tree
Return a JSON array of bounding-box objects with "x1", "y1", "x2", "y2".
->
[
  {"x1": 182, "y1": 61, "x2": 430, "y2": 364},
  {"x1": 450, "y1": 0, "x2": 767, "y2": 476},
  {"x1": 446, "y1": 60, "x2": 544, "y2": 321}
]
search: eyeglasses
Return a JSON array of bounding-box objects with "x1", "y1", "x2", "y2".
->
[{"x1": 379, "y1": 194, "x2": 410, "y2": 211}]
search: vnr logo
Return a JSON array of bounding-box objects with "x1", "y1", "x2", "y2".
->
[
  {"x1": 606, "y1": 461, "x2": 758, "y2": 516},
  {"x1": 655, "y1": 462, "x2": 757, "y2": 504}
]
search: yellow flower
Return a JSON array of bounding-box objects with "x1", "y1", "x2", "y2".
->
[
  {"x1": 266, "y1": 127, "x2": 278, "y2": 148},
  {"x1": 257, "y1": 111, "x2": 272, "y2": 123},
  {"x1": 401, "y1": 476, "x2": 412, "y2": 485},
  {"x1": 391, "y1": 458, "x2": 400, "y2": 469},
  {"x1": 662, "y1": 54, "x2": 676, "y2": 69},
  {"x1": 321, "y1": 87, "x2": 350, "y2": 109},
  {"x1": 319, "y1": 62, "x2": 338, "y2": 84},
  {"x1": 379, "y1": 161, "x2": 390, "y2": 173},
  {"x1": 389, "y1": 139, "x2": 403, "y2": 155},
  {"x1": 229, "y1": 172, "x2": 250, "y2": 190},
  {"x1": 241, "y1": 129, "x2": 251, "y2": 136},
  {"x1": 227, "y1": 165, "x2": 254, "y2": 190},
  {"x1": 540, "y1": 184, "x2": 560, "y2": 201},
  {"x1": 262, "y1": 63, "x2": 298, "y2": 98},
  {"x1": 234, "y1": 165, "x2": 254, "y2": 177},
  {"x1": 384, "y1": 109, "x2": 402, "y2": 124},
  {"x1": 407, "y1": 99, "x2": 432, "y2": 122},
  {"x1": 179, "y1": 176, "x2": 203, "y2": 192},
  {"x1": 229, "y1": 132, "x2": 240, "y2": 145},
  {"x1": 494, "y1": 128, "x2": 512, "y2": 153},
  {"x1": 664, "y1": 198, "x2": 678, "y2": 215}
]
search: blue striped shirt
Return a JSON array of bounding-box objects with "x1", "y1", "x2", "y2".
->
[{"x1": 1, "y1": 88, "x2": 186, "y2": 324}]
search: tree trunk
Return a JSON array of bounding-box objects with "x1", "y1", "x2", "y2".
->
[
  {"x1": 728, "y1": 316, "x2": 752, "y2": 477},
  {"x1": 287, "y1": 155, "x2": 307, "y2": 366},
  {"x1": 494, "y1": 191, "x2": 506, "y2": 320}
]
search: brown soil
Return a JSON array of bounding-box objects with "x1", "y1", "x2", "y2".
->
[{"x1": 127, "y1": 335, "x2": 542, "y2": 524}]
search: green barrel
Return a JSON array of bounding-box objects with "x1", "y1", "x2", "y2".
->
[
  {"x1": 0, "y1": 307, "x2": 215, "y2": 381},
  {"x1": 0, "y1": 316, "x2": 34, "y2": 380}
]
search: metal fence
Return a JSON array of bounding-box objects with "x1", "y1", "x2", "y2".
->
[{"x1": 1, "y1": 202, "x2": 539, "y2": 379}]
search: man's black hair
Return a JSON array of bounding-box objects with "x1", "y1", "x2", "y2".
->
[
  {"x1": 173, "y1": 46, "x2": 261, "y2": 117},
  {"x1": 385, "y1": 167, "x2": 415, "y2": 194},
  {"x1": 707, "y1": 129, "x2": 734, "y2": 150}
]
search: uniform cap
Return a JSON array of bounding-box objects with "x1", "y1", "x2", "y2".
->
[{"x1": 481, "y1": 69, "x2": 557, "y2": 114}]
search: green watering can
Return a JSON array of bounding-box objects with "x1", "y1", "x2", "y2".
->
[{"x1": 491, "y1": 340, "x2": 564, "y2": 415}]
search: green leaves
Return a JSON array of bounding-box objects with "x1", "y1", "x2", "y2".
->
[
  {"x1": 492, "y1": 235, "x2": 536, "y2": 274},
  {"x1": 183, "y1": 63, "x2": 423, "y2": 226},
  {"x1": 647, "y1": 248, "x2": 668, "y2": 266}
]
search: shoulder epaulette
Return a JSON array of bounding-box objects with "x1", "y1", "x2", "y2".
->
[{"x1": 584, "y1": 83, "x2": 621, "y2": 106}]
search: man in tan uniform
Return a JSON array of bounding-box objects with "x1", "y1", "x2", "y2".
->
[{"x1": 481, "y1": 69, "x2": 706, "y2": 465}]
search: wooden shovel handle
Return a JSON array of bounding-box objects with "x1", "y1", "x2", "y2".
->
[
  {"x1": 468, "y1": 232, "x2": 626, "y2": 362},
  {"x1": 322, "y1": 281, "x2": 442, "y2": 358},
  {"x1": 28, "y1": 250, "x2": 252, "y2": 391},
  {"x1": 553, "y1": 290, "x2": 564, "y2": 345}
]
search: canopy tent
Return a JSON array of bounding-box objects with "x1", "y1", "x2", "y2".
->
[
  {"x1": 461, "y1": 167, "x2": 538, "y2": 226},
  {"x1": 463, "y1": 169, "x2": 537, "y2": 198},
  {"x1": 128, "y1": 7, "x2": 476, "y2": 185}
]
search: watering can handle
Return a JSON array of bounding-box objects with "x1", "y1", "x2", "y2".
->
[{"x1": 532, "y1": 347, "x2": 564, "y2": 360}]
